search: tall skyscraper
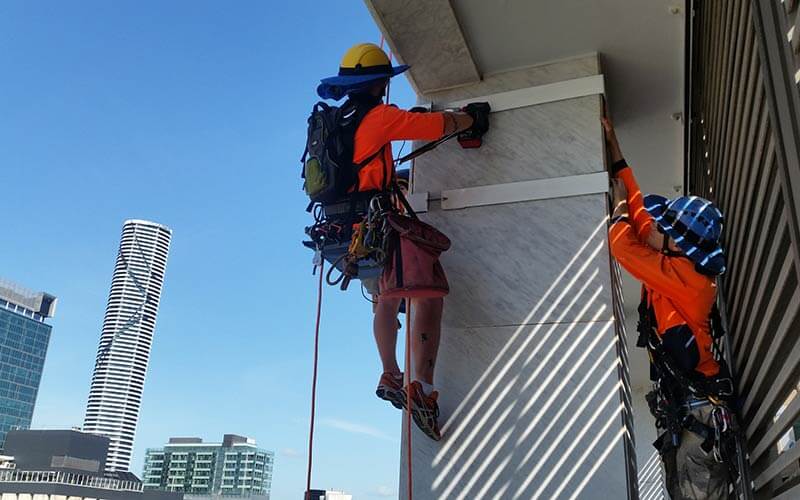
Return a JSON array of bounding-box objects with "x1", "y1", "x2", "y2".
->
[
  {"x1": 84, "y1": 219, "x2": 172, "y2": 473},
  {"x1": 0, "y1": 279, "x2": 57, "y2": 449},
  {"x1": 143, "y1": 434, "x2": 274, "y2": 499}
]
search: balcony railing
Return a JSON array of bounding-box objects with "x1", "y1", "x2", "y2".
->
[{"x1": 0, "y1": 470, "x2": 143, "y2": 492}]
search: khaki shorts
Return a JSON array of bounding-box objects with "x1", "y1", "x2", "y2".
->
[{"x1": 361, "y1": 276, "x2": 380, "y2": 296}]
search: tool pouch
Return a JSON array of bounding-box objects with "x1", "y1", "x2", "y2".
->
[{"x1": 379, "y1": 213, "x2": 451, "y2": 298}]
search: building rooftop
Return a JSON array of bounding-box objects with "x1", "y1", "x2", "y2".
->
[
  {"x1": 159, "y1": 434, "x2": 265, "y2": 449},
  {"x1": 0, "y1": 278, "x2": 56, "y2": 319},
  {"x1": 123, "y1": 219, "x2": 173, "y2": 233}
]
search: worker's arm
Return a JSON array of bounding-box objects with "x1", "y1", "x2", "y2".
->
[
  {"x1": 609, "y1": 221, "x2": 700, "y2": 301},
  {"x1": 381, "y1": 103, "x2": 488, "y2": 142},
  {"x1": 442, "y1": 112, "x2": 474, "y2": 135},
  {"x1": 602, "y1": 116, "x2": 653, "y2": 241}
]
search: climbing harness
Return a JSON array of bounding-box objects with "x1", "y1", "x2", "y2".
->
[
  {"x1": 310, "y1": 190, "x2": 395, "y2": 291},
  {"x1": 637, "y1": 291, "x2": 741, "y2": 485}
]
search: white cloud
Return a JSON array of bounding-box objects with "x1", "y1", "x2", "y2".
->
[
  {"x1": 319, "y1": 417, "x2": 397, "y2": 442},
  {"x1": 371, "y1": 485, "x2": 394, "y2": 497},
  {"x1": 280, "y1": 448, "x2": 302, "y2": 458}
]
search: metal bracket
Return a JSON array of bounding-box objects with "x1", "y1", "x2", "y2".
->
[
  {"x1": 440, "y1": 172, "x2": 609, "y2": 210},
  {"x1": 430, "y1": 74, "x2": 606, "y2": 113}
]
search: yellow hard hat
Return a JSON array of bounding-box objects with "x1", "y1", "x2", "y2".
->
[
  {"x1": 340, "y1": 43, "x2": 393, "y2": 73},
  {"x1": 318, "y1": 42, "x2": 409, "y2": 100}
]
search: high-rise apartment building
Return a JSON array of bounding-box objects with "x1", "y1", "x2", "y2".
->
[
  {"x1": 143, "y1": 435, "x2": 274, "y2": 499},
  {"x1": 84, "y1": 219, "x2": 172, "y2": 473},
  {"x1": 0, "y1": 279, "x2": 57, "y2": 449}
]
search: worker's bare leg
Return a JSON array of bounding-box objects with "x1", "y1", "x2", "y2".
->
[
  {"x1": 411, "y1": 297, "x2": 443, "y2": 385},
  {"x1": 373, "y1": 296, "x2": 403, "y2": 375}
]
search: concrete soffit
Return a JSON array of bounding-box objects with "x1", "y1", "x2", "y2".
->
[{"x1": 364, "y1": 0, "x2": 481, "y2": 93}]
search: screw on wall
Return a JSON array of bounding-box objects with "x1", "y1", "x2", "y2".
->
[{"x1": 669, "y1": 6, "x2": 682, "y2": 15}]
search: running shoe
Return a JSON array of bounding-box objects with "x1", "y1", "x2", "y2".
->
[
  {"x1": 407, "y1": 380, "x2": 441, "y2": 441},
  {"x1": 376, "y1": 372, "x2": 406, "y2": 410}
]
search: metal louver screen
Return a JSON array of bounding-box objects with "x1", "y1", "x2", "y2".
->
[{"x1": 687, "y1": 0, "x2": 800, "y2": 497}]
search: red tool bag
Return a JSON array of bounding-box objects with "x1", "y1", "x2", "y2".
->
[{"x1": 379, "y1": 212, "x2": 451, "y2": 298}]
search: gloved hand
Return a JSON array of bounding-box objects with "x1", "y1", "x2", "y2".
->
[
  {"x1": 458, "y1": 102, "x2": 490, "y2": 148},
  {"x1": 408, "y1": 106, "x2": 430, "y2": 113},
  {"x1": 462, "y1": 102, "x2": 491, "y2": 136}
]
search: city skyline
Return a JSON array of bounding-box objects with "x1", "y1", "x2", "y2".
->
[
  {"x1": 84, "y1": 219, "x2": 173, "y2": 473},
  {"x1": 3, "y1": 2, "x2": 407, "y2": 498}
]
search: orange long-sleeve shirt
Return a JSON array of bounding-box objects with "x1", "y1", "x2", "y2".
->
[
  {"x1": 353, "y1": 104, "x2": 445, "y2": 192},
  {"x1": 609, "y1": 165, "x2": 720, "y2": 377}
]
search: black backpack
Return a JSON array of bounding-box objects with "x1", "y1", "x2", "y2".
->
[{"x1": 300, "y1": 99, "x2": 383, "y2": 206}]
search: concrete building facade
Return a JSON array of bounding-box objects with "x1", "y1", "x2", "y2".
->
[{"x1": 362, "y1": 1, "x2": 662, "y2": 497}]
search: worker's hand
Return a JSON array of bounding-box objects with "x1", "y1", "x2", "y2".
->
[
  {"x1": 601, "y1": 112, "x2": 624, "y2": 164},
  {"x1": 463, "y1": 102, "x2": 491, "y2": 135}
]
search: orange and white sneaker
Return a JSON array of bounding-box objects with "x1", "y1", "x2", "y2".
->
[
  {"x1": 376, "y1": 372, "x2": 406, "y2": 410},
  {"x1": 407, "y1": 381, "x2": 441, "y2": 441}
]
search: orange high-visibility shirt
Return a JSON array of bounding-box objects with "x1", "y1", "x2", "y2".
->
[
  {"x1": 609, "y1": 166, "x2": 720, "y2": 377},
  {"x1": 353, "y1": 104, "x2": 445, "y2": 192}
]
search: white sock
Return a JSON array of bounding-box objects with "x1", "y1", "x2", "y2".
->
[{"x1": 419, "y1": 381, "x2": 435, "y2": 395}]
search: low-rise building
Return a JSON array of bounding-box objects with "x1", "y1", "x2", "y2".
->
[
  {"x1": 0, "y1": 429, "x2": 181, "y2": 500},
  {"x1": 143, "y1": 434, "x2": 273, "y2": 499},
  {"x1": 307, "y1": 490, "x2": 352, "y2": 500}
]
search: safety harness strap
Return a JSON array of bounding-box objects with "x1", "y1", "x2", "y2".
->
[{"x1": 637, "y1": 292, "x2": 733, "y2": 400}]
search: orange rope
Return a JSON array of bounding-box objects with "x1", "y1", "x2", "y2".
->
[
  {"x1": 305, "y1": 261, "x2": 325, "y2": 500},
  {"x1": 405, "y1": 299, "x2": 413, "y2": 500}
]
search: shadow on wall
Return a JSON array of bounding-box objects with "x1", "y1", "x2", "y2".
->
[
  {"x1": 402, "y1": 217, "x2": 630, "y2": 499},
  {"x1": 638, "y1": 450, "x2": 666, "y2": 500}
]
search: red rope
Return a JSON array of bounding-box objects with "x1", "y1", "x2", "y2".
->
[
  {"x1": 305, "y1": 261, "x2": 325, "y2": 500},
  {"x1": 405, "y1": 299, "x2": 413, "y2": 500}
]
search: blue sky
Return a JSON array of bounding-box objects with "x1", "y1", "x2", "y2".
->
[{"x1": 0, "y1": 2, "x2": 416, "y2": 498}]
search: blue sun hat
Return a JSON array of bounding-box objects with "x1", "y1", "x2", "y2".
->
[
  {"x1": 644, "y1": 194, "x2": 726, "y2": 276},
  {"x1": 317, "y1": 43, "x2": 409, "y2": 101}
]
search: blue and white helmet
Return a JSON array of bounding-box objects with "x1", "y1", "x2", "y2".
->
[{"x1": 644, "y1": 194, "x2": 726, "y2": 276}]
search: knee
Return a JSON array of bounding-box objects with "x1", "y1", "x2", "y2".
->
[
  {"x1": 413, "y1": 297, "x2": 443, "y2": 312},
  {"x1": 377, "y1": 296, "x2": 402, "y2": 312}
]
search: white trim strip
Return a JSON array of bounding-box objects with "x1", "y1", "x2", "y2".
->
[
  {"x1": 441, "y1": 172, "x2": 608, "y2": 210},
  {"x1": 433, "y1": 74, "x2": 605, "y2": 113}
]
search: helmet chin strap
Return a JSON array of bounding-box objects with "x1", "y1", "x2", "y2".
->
[{"x1": 658, "y1": 227, "x2": 683, "y2": 257}]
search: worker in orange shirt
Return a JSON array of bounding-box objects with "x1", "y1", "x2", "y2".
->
[
  {"x1": 604, "y1": 116, "x2": 735, "y2": 499},
  {"x1": 317, "y1": 43, "x2": 489, "y2": 440}
]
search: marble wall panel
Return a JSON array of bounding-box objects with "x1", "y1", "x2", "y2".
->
[
  {"x1": 393, "y1": 54, "x2": 632, "y2": 499},
  {"x1": 367, "y1": 0, "x2": 480, "y2": 93},
  {"x1": 421, "y1": 194, "x2": 613, "y2": 329},
  {"x1": 413, "y1": 95, "x2": 604, "y2": 193},
  {"x1": 399, "y1": 321, "x2": 629, "y2": 499}
]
